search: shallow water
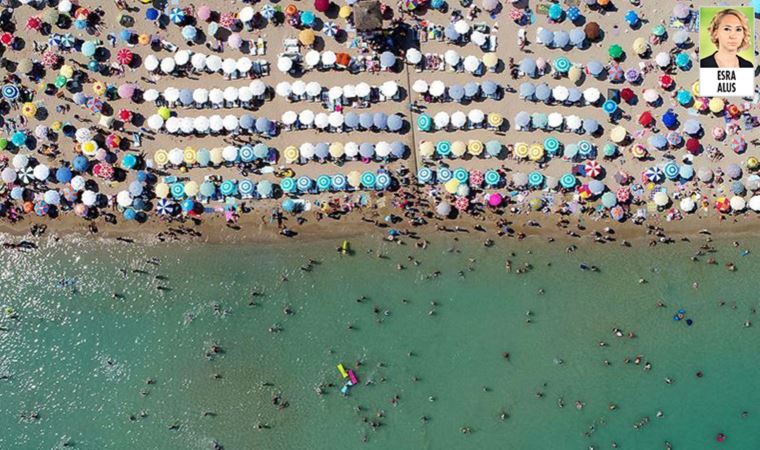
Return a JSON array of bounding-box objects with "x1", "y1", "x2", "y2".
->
[{"x1": 0, "y1": 234, "x2": 758, "y2": 449}]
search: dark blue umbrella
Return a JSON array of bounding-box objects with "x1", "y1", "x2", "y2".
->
[
  {"x1": 373, "y1": 112, "x2": 387, "y2": 130},
  {"x1": 482, "y1": 81, "x2": 498, "y2": 96},
  {"x1": 136, "y1": 171, "x2": 148, "y2": 182},
  {"x1": 239, "y1": 114, "x2": 254, "y2": 130},
  {"x1": 445, "y1": 25, "x2": 460, "y2": 41},
  {"x1": 345, "y1": 112, "x2": 359, "y2": 129},
  {"x1": 146, "y1": 8, "x2": 159, "y2": 20},
  {"x1": 449, "y1": 85, "x2": 464, "y2": 102},
  {"x1": 179, "y1": 89, "x2": 193, "y2": 106},
  {"x1": 390, "y1": 141, "x2": 406, "y2": 158},
  {"x1": 359, "y1": 112, "x2": 373, "y2": 129},
  {"x1": 133, "y1": 198, "x2": 147, "y2": 211},
  {"x1": 72, "y1": 156, "x2": 89, "y2": 172},
  {"x1": 464, "y1": 82, "x2": 480, "y2": 98},
  {"x1": 662, "y1": 110, "x2": 677, "y2": 129},
  {"x1": 56, "y1": 167, "x2": 72, "y2": 183},
  {"x1": 255, "y1": 117, "x2": 272, "y2": 133},
  {"x1": 387, "y1": 114, "x2": 403, "y2": 132}
]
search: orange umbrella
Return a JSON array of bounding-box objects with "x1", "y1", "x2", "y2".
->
[{"x1": 285, "y1": 4, "x2": 298, "y2": 16}]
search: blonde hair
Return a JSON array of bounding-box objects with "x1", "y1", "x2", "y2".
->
[{"x1": 708, "y1": 9, "x2": 750, "y2": 51}]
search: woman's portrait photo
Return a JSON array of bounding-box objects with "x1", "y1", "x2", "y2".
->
[{"x1": 700, "y1": 7, "x2": 754, "y2": 69}]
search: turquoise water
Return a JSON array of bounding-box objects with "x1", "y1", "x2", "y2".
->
[{"x1": 0, "y1": 234, "x2": 758, "y2": 449}]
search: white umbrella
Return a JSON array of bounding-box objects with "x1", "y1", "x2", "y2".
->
[
  {"x1": 412, "y1": 79, "x2": 429, "y2": 94},
  {"x1": 444, "y1": 50, "x2": 460, "y2": 66},
  {"x1": 376, "y1": 141, "x2": 391, "y2": 157},
  {"x1": 223, "y1": 86, "x2": 239, "y2": 102},
  {"x1": 192, "y1": 88, "x2": 209, "y2": 104},
  {"x1": 164, "y1": 87, "x2": 180, "y2": 103},
  {"x1": 643, "y1": 89, "x2": 659, "y2": 103},
  {"x1": 471, "y1": 31, "x2": 486, "y2": 46},
  {"x1": 12, "y1": 154, "x2": 28, "y2": 169},
  {"x1": 194, "y1": 116, "x2": 210, "y2": 132},
  {"x1": 206, "y1": 55, "x2": 222, "y2": 72},
  {"x1": 82, "y1": 190, "x2": 97, "y2": 206},
  {"x1": 143, "y1": 89, "x2": 159, "y2": 102},
  {"x1": 380, "y1": 81, "x2": 398, "y2": 98},
  {"x1": 343, "y1": 84, "x2": 356, "y2": 98},
  {"x1": 222, "y1": 58, "x2": 237, "y2": 75},
  {"x1": 355, "y1": 82, "x2": 371, "y2": 98},
  {"x1": 33, "y1": 164, "x2": 49, "y2": 181},
  {"x1": 223, "y1": 115, "x2": 239, "y2": 131},
  {"x1": 169, "y1": 148, "x2": 184, "y2": 165},
  {"x1": 429, "y1": 80, "x2": 445, "y2": 97},
  {"x1": 292, "y1": 80, "x2": 307, "y2": 96},
  {"x1": 552, "y1": 85, "x2": 569, "y2": 102},
  {"x1": 300, "y1": 142, "x2": 315, "y2": 159},
  {"x1": 328, "y1": 86, "x2": 343, "y2": 101},
  {"x1": 1, "y1": 167, "x2": 15, "y2": 183},
  {"x1": 116, "y1": 191, "x2": 133, "y2": 208},
  {"x1": 314, "y1": 113, "x2": 329, "y2": 129},
  {"x1": 306, "y1": 81, "x2": 322, "y2": 97},
  {"x1": 566, "y1": 115, "x2": 582, "y2": 130},
  {"x1": 236, "y1": 57, "x2": 252, "y2": 74},
  {"x1": 468, "y1": 109, "x2": 485, "y2": 123},
  {"x1": 75, "y1": 128, "x2": 92, "y2": 142},
  {"x1": 548, "y1": 112, "x2": 564, "y2": 128},
  {"x1": 147, "y1": 114, "x2": 164, "y2": 130},
  {"x1": 249, "y1": 80, "x2": 266, "y2": 96},
  {"x1": 583, "y1": 87, "x2": 600, "y2": 103},
  {"x1": 322, "y1": 51, "x2": 336, "y2": 66},
  {"x1": 304, "y1": 50, "x2": 321, "y2": 68},
  {"x1": 299, "y1": 110, "x2": 315, "y2": 125},
  {"x1": 180, "y1": 117, "x2": 194, "y2": 134},
  {"x1": 209, "y1": 88, "x2": 224, "y2": 104},
  {"x1": 679, "y1": 197, "x2": 695, "y2": 212},
  {"x1": 144, "y1": 54, "x2": 159, "y2": 71},
  {"x1": 160, "y1": 57, "x2": 175, "y2": 73},
  {"x1": 328, "y1": 111, "x2": 344, "y2": 128},
  {"x1": 730, "y1": 196, "x2": 746, "y2": 211},
  {"x1": 281, "y1": 111, "x2": 297, "y2": 125},
  {"x1": 165, "y1": 117, "x2": 179, "y2": 133},
  {"x1": 749, "y1": 195, "x2": 760, "y2": 212},
  {"x1": 238, "y1": 86, "x2": 253, "y2": 102},
  {"x1": 277, "y1": 56, "x2": 293, "y2": 72},
  {"x1": 655, "y1": 52, "x2": 671, "y2": 67},
  {"x1": 653, "y1": 191, "x2": 669, "y2": 206},
  {"x1": 209, "y1": 115, "x2": 224, "y2": 132},
  {"x1": 239, "y1": 6, "x2": 255, "y2": 22},
  {"x1": 454, "y1": 20, "x2": 470, "y2": 35},
  {"x1": 406, "y1": 48, "x2": 422, "y2": 64},
  {"x1": 222, "y1": 146, "x2": 238, "y2": 162},
  {"x1": 451, "y1": 111, "x2": 467, "y2": 129},
  {"x1": 434, "y1": 111, "x2": 450, "y2": 128},
  {"x1": 463, "y1": 55, "x2": 481, "y2": 73},
  {"x1": 44, "y1": 190, "x2": 61, "y2": 205},
  {"x1": 70, "y1": 175, "x2": 85, "y2": 191},
  {"x1": 276, "y1": 81, "x2": 292, "y2": 97},
  {"x1": 345, "y1": 142, "x2": 359, "y2": 158},
  {"x1": 174, "y1": 50, "x2": 190, "y2": 66},
  {"x1": 191, "y1": 52, "x2": 207, "y2": 70}
]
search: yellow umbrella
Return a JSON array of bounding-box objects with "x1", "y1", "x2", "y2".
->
[
  {"x1": 339, "y1": 5, "x2": 352, "y2": 18},
  {"x1": 748, "y1": 157, "x2": 759, "y2": 170},
  {"x1": 299, "y1": 29, "x2": 315, "y2": 46},
  {"x1": 632, "y1": 37, "x2": 648, "y2": 55},
  {"x1": 467, "y1": 140, "x2": 483, "y2": 156},
  {"x1": 514, "y1": 142, "x2": 529, "y2": 158},
  {"x1": 59, "y1": 65, "x2": 74, "y2": 78},
  {"x1": 329, "y1": 142, "x2": 344, "y2": 158},
  {"x1": 610, "y1": 125, "x2": 627, "y2": 143},
  {"x1": 157, "y1": 107, "x2": 171, "y2": 120},
  {"x1": 482, "y1": 53, "x2": 498, "y2": 69},
  {"x1": 92, "y1": 81, "x2": 106, "y2": 96},
  {"x1": 138, "y1": 34, "x2": 150, "y2": 45},
  {"x1": 568, "y1": 66, "x2": 582, "y2": 83},
  {"x1": 283, "y1": 145, "x2": 299, "y2": 163},
  {"x1": 691, "y1": 81, "x2": 700, "y2": 97},
  {"x1": 155, "y1": 183, "x2": 169, "y2": 198},
  {"x1": 487, "y1": 112, "x2": 503, "y2": 128},
  {"x1": 444, "y1": 179, "x2": 460, "y2": 194},
  {"x1": 51, "y1": 121, "x2": 62, "y2": 131},
  {"x1": 419, "y1": 141, "x2": 434, "y2": 158},
  {"x1": 709, "y1": 97, "x2": 724, "y2": 113},
  {"x1": 153, "y1": 149, "x2": 169, "y2": 166},
  {"x1": 210, "y1": 147, "x2": 223, "y2": 165},
  {"x1": 82, "y1": 140, "x2": 98, "y2": 156},
  {"x1": 528, "y1": 144, "x2": 544, "y2": 161},
  {"x1": 451, "y1": 141, "x2": 466, "y2": 157},
  {"x1": 184, "y1": 181, "x2": 200, "y2": 197},
  {"x1": 347, "y1": 170, "x2": 361, "y2": 187},
  {"x1": 183, "y1": 146, "x2": 197, "y2": 165},
  {"x1": 21, "y1": 102, "x2": 37, "y2": 117}
]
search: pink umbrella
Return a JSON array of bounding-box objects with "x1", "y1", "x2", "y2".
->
[
  {"x1": 454, "y1": 196, "x2": 470, "y2": 211},
  {"x1": 117, "y1": 83, "x2": 136, "y2": 99},
  {"x1": 615, "y1": 187, "x2": 630, "y2": 203},
  {"x1": 509, "y1": 9, "x2": 524, "y2": 21},
  {"x1": 227, "y1": 33, "x2": 242, "y2": 49},
  {"x1": 116, "y1": 48, "x2": 133, "y2": 65},
  {"x1": 488, "y1": 192, "x2": 503, "y2": 207},
  {"x1": 220, "y1": 12, "x2": 237, "y2": 28},
  {"x1": 105, "y1": 134, "x2": 121, "y2": 149},
  {"x1": 470, "y1": 170, "x2": 484, "y2": 187},
  {"x1": 197, "y1": 5, "x2": 212, "y2": 21},
  {"x1": 584, "y1": 160, "x2": 601, "y2": 178},
  {"x1": 42, "y1": 50, "x2": 60, "y2": 68},
  {"x1": 712, "y1": 127, "x2": 725, "y2": 140}
]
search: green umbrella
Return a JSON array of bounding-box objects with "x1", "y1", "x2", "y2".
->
[
  {"x1": 54, "y1": 75, "x2": 68, "y2": 89},
  {"x1": 0, "y1": 138, "x2": 7, "y2": 150},
  {"x1": 608, "y1": 44, "x2": 623, "y2": 59},
  {"x1": 652, "y1": 25, "x2": 666, "y2": 37}
]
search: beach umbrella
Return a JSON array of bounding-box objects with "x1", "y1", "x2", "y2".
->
[
  {"x1": 34, "y1": 201, "x2": 50, "y2": 217},
  {"x1": 732, "y1": 181, "x2": 746, "y2": 196},
  {"x1": 375, "y1": 173, "x2": 391, "y2": 190},
  {"x1": 33, "y1": 164, "x2": 50, "y2": 181},
  {"x1": 433, "y1": 112, "x2": 450, "y2": 130},
  {"x1": 482, "y1": 169, "x2": 500, "y2": 186},
  {"x1": 2, "y1": 84, "x2": 19, "y2": 102},
  {"x1": 673, "y1": 29, "x2": 689, "y2": 45},
  {"x1": 599, "y1": 191, "x2": 616, "y2": 208},
  {"x1": 662, "y1": 110, "x2": 678, "y2": 129},
  {"x1": 608, "y1": 44, "x2": 623, "y2": 60},
  {"x1": 553, "y1": 31, "x2": 570, "y2": 49},
  {"x1": 601, "y1": 100, "x2": 618, "y2": 115},
  {"x1": 649, "y1": 134, "x2": 668, "y2": 150},
  {"x1": 481, "y1": 81, "x2": 498, "y2": 98},
  {"x1": 463, "y1": 56, "x2": 481, "y2": 74},
  {"x1": 607, "y1": 65, "x2": 623, "y2": 82},
  {"x1": 751, "y1": 196, "x2": 760, "y2": 212},
  {"x1": 677, "y1": 164, "x2": 694, "y2": 181},
  {"x1": 560, "y1": 173, "x2": 576, "y2": 189},
  {"x1": 220, "y1": 179, "x2": 239, "y2": 197},
  {"x1": 236, "y1": 179, "x2": 254, "y2": 197},
  {"x1": 538, "y1": 28, "x2": 554, "y2": 47},
  {"x1": 512, "y1": 172, "x2": 528, "y2": 188},
  {"x1": 726, "y1": 164, "x2": 742, "y2": 180},
  {"x1": 330, "y1": 174, "x2": 347, "y2": 191},
  {"x1": 451, "y1": 112, "x2": 467, "y2": 130},
  {"x1": 380, "y1": 52, "x2": 396, "y2": 69},
  {"x1": 535, "y1": 83, "x2": 551, "y2": 102},
  {"x1": 663, "y1": 162, "x2": 680, "y2": 180},
  {"x1": 387, "y1": 114, "x2": 403, "y2": 132},
  {"x1": 417, "y1": 167, "x2": 433, "y2": 184},
  {"x1": 528, "y1": 171, "x2": 544, "y2": 188},
  {"x1": 553, "y1": 57, "x2": 571, "y2": 73},
  {"x1": 672, "y1": 3, "x2": 690, "y2": 19},
  {"x1": 17, "y1": 167, "x2": 34, "y2": 184},
  {"x1": 624, "y1": 68, "x2": 640, "y2": 83},
  {"x1": 675, "y1": 53, "x2": 690, "y2": 69},
  {"x1": 261, "y1": 4, "x2": 276, "y2": 19},
  {"x1": 519, "y1": 58, "x2": 536, "y2": 77},
  {"x1": 279, "y1": 177, "x2": 297, "y2": 194},
  {"x1": 436, "y1": 166, "x2": 452, "y2": 183},
  {"x1": 682, "y1": 119, "x2": 702, "y2": 136},
  {"x1": 731, "y1": 136, "x2": 746, "y2": 154},
  {"x1": 519, "y1": 82, "x2": 535, "y2": 99},
  {"x1": 584, "y1": 160, "x2": 602, "y2": 178},
  {"x1": 587, "y1": 180, "x2": 605, "y2": 196},
  {"x1": 1, "y1": 167, "x2": 16, "y2": 183},
  {"x1": 406, "y1": 48, "x2": 422, "y2": 65},
  {"x1": 436, "y1": 201, "x2": 452, "y2": 217},
  {"x1": 435, "y1": 141, "x2": 451, "y2": 158},
  {"x1": 360, "y1": 171, "x2": 376, "y2": 189},
  {"x1": 548, "y1": 3, "x2": 563, "y2": 20},
  {"x1": 169, "y1": 7, "x2": 185, "y2": 24}
]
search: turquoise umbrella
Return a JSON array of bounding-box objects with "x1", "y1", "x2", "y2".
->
[
  {"x1": 197, "y1": 148, "x2": 210, "y2": 166},
  {"x1": 282, "y1": 198, "x2": 296, "y2": 213},
  {"x1": 563, "y1": 143, "x2": 578, "y2": 159},
  {"x1": 528, "y1": 171, "x2": 544, "y2": 187},
  {"x1": 11, "y1": 131, "x2": 26, "y2": 147},
  {"x1": 417, "y1": 114, "x2": 432, "y2": 131},
  {"x1": 553, "y1": 56, "x2": 571, "y2": 73},
  {"x1": 531, "y1": 113, "x2": 548, "y2": 129},
  {"x1": 121, "y1": 153, "x2": 137, "y2": 169},
  {"x1": 543, "y1": 137, "x2": 560, "y2": 155},
  {"x1": 676, "y1": 89, "x2": 692, "y2": 105},
  {"x1": 663, "y1": 161, "x2": 680, "y2": 179},
  {"x1": 332, "y1": 174, "x2": 347, "y2": 190},
  {"x1": 485, "y1": 170, "x2": 501, "y2": 186},
  {"x1": 170, "y1": 182, "x2": 185, "y2": 198},
  {"x1": 601, "y1": 192, "x2": 617, "y2": 208},
  {"x1": 436, "y1": 140, "x2": 451, "y2": 157},
  {"x1": 453, "y1": 168, "x2": 469, "y2": 183},
  {"x1": 560, "y1": 173, "x2": 577, "y2": 189},
  {"x1": 239, "y1": 145, "x2": 255, "y2": 162},
  {"x1": 360, "y1": 171, "x2": 376, "y2": 188},
  {"x1": 316, "y1": 174, "x2": 332, "y2": 191},
  {"x1": 675, "y1": 52, "x2": 690, "y2": 69},
  {"x1": 603, "y1": 143, "x2": 617, "y2": 157},
  {"x1": 548, "y1": 3, "x2": 563, "y2": 20},
  {"x1": 280, "y1": 177, "x2": 296, "y2": 193},
  {"x1": 220, "y1": 179, "x2": 238, "y2": 196},
  {"x1": 602, "y1": 100, "x2": 617, "y2": 114},
  {"x1": 81, "y1": 41, "x2": 97, "y2": 57},
  {"x1": 417, "y1": 167, "x2": 433, "y2": 184},
  {"x1": 296, "y1": 176, "x2": 313, "y2": 192},
  {"x1": 257, "y1": 180, "x2": 273, "y2": 197},
  {"x1": 437, "y1": 167, "x2": 452, "y2": 182},
  {"x1": 253, "y1": 143, "x2": 269, "y2": 159}
]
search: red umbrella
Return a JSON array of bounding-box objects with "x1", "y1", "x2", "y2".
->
[
  {"x1": 685, "y1": 138, "x2": 701, "y2": 154},
  {"x1": 454, "y1": 196, "x2": 469, "y2": 211},
  {"x1": 620, "y1": 88, "x2": 634, "y2": 103},
  {"x1": 1, "y1": 32, "x2": 14, "y2": 46},
  {"x1": 118, "y1": 109, "x2": 133, "y2": 122},
  {"x1": 105, "y1": 134, "x2": 121, "y2": 149},
  {"x1": 93, "y1": 163, "x2": 114, "y2": 179},
  {"x1": 76, "y1": 8, "x2": 91, "y2": 20},
  {"x1": 638, "y1": 111, "x2": 653, "y2": 127},
  {"x1": 314, "y1": 0, "x2": 330, "y2": 12},
  {"x1": 715, "y1": 197, "x2": 730, "y2": 213},
  {"x1": 116, "y1": 48, "x2": 133, "y2": 65},
  {"x1": 658, "y1": 74, "x2": 673, "y2": 89},
  {"x1": 584, "y1": 160, "x2": 602, "y2": 178},
  {"x1": 26, "y1": 16, "x2": 42, "y2": 31},
  {"x1": 42, "y1": 50, "x2": 60, "y2": 68},
  {"x1": 469, "y1": 170, "x2": 484, "y2": 187},
  {"x1": 615, "y1": 187, "x2": 630, "y2": 203}
]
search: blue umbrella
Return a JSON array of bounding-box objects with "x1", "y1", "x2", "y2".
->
[
  {"x1": 375, "y1": 172, "x2": 391, "y2": 190},
  {"x1": 169, "y1": 8, "x2": 185, "y2": 24},
  {"x1": 731, "y1": 181, "x2": 745, "y2": 195},
  {"x1": 438, "y1": 167, "x2": 453, "y2": 182},
  {"x1": 535, "y1": 83, "x2": 551, "y2": 102},
  {"x1": 567, "y1": 6, "x2": 581, "y2": 22},
  {"x1": 553, "y1": 31, "x2": 569, "y2": 48},
  {"x1": 528, "y1": 171, "x2": 544, "y2": 187},
  {"x1": 239, "y1": 179, "x2": 255, "y2": 196},
  {"x1": 539, "y1": 28, "x2": 554, "y2": 46},
  {"x1": 239, "y1": 145, "x2": 255, "y2": 162},
  {"x1": 624, "y1": 10, "x2": 639, "y2": 26},
  {"x1": 123, "y1": 208, "x2": 137, "y2": 220},
  {"x1": 60, "y1": 33, "x2": 75, "y2": 47},
  {"x1": 359, "y1": 143, "x2": 375, "y2": 158},
  {"x1": 445, "y1": 25, "x2": 460, "y2": 41},
  {"x1": 380, "y1": 52, "x2": 396, "y2": 69},
  {"x1": 568, "y1": 88, "x2": 582, "y2": 103},
  {"x1": 482, "y1": 81, "x2": 498, "y2": 97},
  {"x1": 675, "y1": 52, "x2": 690, "y2": 69},
  {"x1": 11, "y1": 131, "x2": 27, "y2": 147},
  {"x1": 683, "y1": 119, "x2": 701, "y2": 135},
  {"x1": 583, "y1": 119, "x2": 599, "y2": 135},
  {"x1": 128, "y1": 180, "x2": 143, "y2": 196},
  {"x1": 197, "y1": 148, "x2": 211, "y2": 166},
  {"x1": 449, "y1": 85, "x2": 464, "y2": 102},
  {"x1": 519, "y1": 58, "x2": 537, "y2": 77},
  {"x1": 514, "y1": 111, "x2": 531, "y2": 128},
  {"x1": 122, "y1": 154, "x2": 138, "y2": 169},
  {"x1": 332, "y1": 174, "x2": 347, "y2": 190},
  {"x1": 586, "y1": 60, "x2": 603, "y2": 76},
  {"x1": 453, "y1": 168, "x2": 469, "y2": 183},
  {"x1": 239, "y1": 114, "x2": 255, "y2": 131},
  {"x1": 220, "y1": 179, "x2": 238, "y2": 196},
  {"x1": 391, "y1": 141, "x2": 406, "y2": 158},
  {"x1": 563, "y1": 144, "x2": 578, "y2": 159},
  {"x1": 663, "y1": 162, "x2": 680, "y2": 179},
  {"x1": 200, "y1": 181, "x2": 215, "y2": 197},
  {"x1": 602, "y1": 100, "x2": 617, "y2": 114},
  {"x1": 10, "y1": 186, "x2": 24, "y2": 200},
  {"x1": 679, "y1": 165, "x2": 694, "y2": 180},
  {"x1": 436, "y1": 141, "x2": 451, "y2": 157},
  {"x1": 253, "y1": 143, "x2": 269, "y2": 160},
  {"x1": 282, "y1": 198, "x2": 296, "y2": 213},
  {"x1": 387, "y1": 114, "x2": 403, "y2": 132},
  {"x1": 644, "y1": 167, "x2": 663, "y2": 182},
  {"x1": 256, "y1": 117, "x2": 273, "y2": 134},
  {"x1": 146, "y1": 8, "x2": 159, "y2": 20},
  {"x1": 359, "y1": 113, "x2": 374, "y2": 129},
  {"x1": 544, "y1": 137, "x2": 560, "y2": 155},
  {"x1": 261, "y1": 5, "x2": 276, "y2": 20},
  {"x1": 360, "y1": 171, "x2": 376, "y2": 189},
  {"x1": 87, "y1": 60, "x2": 100, "y2": 72},
  {"x1": 417, "y1": 167, "x2": 433, "y2": 184},
  {"x1": 431, "y1": 0, "x2": 444, "y2": 8},
  {"x1": 649, "y1": 134, "x2": 668, "y2": 149},
  {"x1": 1, "y1": 84, "x2": 19, "y2": 101},
  {"x1": 56, "y1": 167, "x2": 73, "y2": 183},
  {"x1": 548, "y1": 3, "x2": 563, "y2": 20},
  {"x1": 601, "y1": 192, "x2": 617, "y2": 208},
  {"x1": 577, "y1": 140, "x2": 593, "y2": 157},
  {"x1": 73, "y1": 92, "x2": 87, "y2": 105},
  {"x1": 182, "y1": 25, "x2": 197, "y2": 41},
  {"x1": 179, "y1": 89, "x2": 193, "y2": 106},
  {"x1": 300, "y1": 11, "x2": 315, "y2": 26},
  {"x1": 257, "y1": 180, "x2": 273, "y2": 197},
  {"x1": 519, "y1": 82, "x2": 535, "y2": 99},
  {"x1": 133, "y1": 198, "x2": 147, "y2": 212},
  {"x1": 81, "y1": 41, "x2": 97, "y2": 57},
  {"x1": 662, "y1": 110, "x2": 678, "y2": 129},
  {"x1": 155, "y1": 198, "x2": 172, "y2": 215},
  {"x1": 373, "y1": 113, "x2": 388, "y2": 130},
  {"x1": 485, "y1": 170, "x2": 501, "y2": 186},
  {"x1": 181, "y1": 199, "x2": 194, "y2": 212},
  {"x1": 72, "y1": 156, "x2": 89, "y2": 172},
  {"x1": 316, "y1": 175, "x2": 332, "y2": 191},
  {"x1": 676, "y1": 89, "x2": 692, "y2": 106},
  {"x1": 280, "y1": 177, "x2": 296, "y2": 193},
  {"x1": 345, "y1": 112, "x2": 359, "y2": 129},
  {"x1": 322, "y1": 21, "x2": 338, "y2": 37},
  {"x1": 74, "y1": 19, "x2": 87, "y2": 30},
  {"x1": 119, "y1": 29, "x2": 132, "y2": 42},
  {"x1": 569, "y1": 28, "x2": 585, "y2": 47},
  {"x1": 171, "y1": 182, "x2": 185, "y2": 199},
  {"x1": 464, "y1": 82, "x2": 480, "y2": 98},
  {"x1": 296, "y1": 176, "x2": 313, "y2": 192},
  {"x1": 315, "y1": 143, "x2": 329, "y2": 159}
]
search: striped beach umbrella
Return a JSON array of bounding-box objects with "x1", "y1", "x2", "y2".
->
[
  {"x1": 261, "y1": 4, "x2": 276, "y2": 19},
  {"x1": 360, "y1": 171, "x2": 376, "y2": 189},
  {"x1": 332, "y1": 174, "x2": 347, "y2": 190},
  {"x1": 170, "y1": 182, "x2": 185, "y2": 198},
  {"x1": 34, "y1": 201, "x2": 49, "y2": 216},
  {"x1": 584, "y1": 160, "x2": 602, "y2": 177},
  {"x1": 602, "y1": 100, "x2": 617, "y2": 114},
  {"x1": 528, "y1": 171, "x2": 544, "y2": 187},
  {"x1": 280, "y1": 177, "x2": 296, "y2": 193},
  {"x1": 663, "y1": 162, "x2": 680, "y2": 180},
  {"x1": 436, "y1": 141, "x2": 451, "y2": 157},
  {"x1": 155, "y1": 198, "x2": 172, "y2": 215},
  {"x1": 577, "y1": 140, "x2": 593, "y2": 157},
  {"x1": 2, "y1": 84, "x2": 19, "y2": 101},
  {"x1": 667, "y1": 131, "x2": 683, "y2": 147},
  {"x1": 316, "y1": 175, "x2": 332, "y2": 191},
  {"x1": 375, "y1": 172, "x2": 391, "y2": 190},
  {"x1": 220, "y1": 179, "x2": 238, "y2": 196},
  {"x1": 560, "y1": 173, "x2": 577, "y2": 189},
  {"x1": 296, "y1": 176, "x2": 313, "y2": 192},
  {"x1": 485, "y1": 170, "x2": 501, "y2": 186},
  {"x1": 644, "y1": 167, "x2": 663, "y2": 182},
  {"x1": 543, "y1": 137, "x2": 560, "y2": 155},
  {"x1": 239, "y1": 179, "x2": 255, "y2": 196},
  {"x1": 553, "y1": 56, "x2": 571, "y2": 73},
  {"x1": 417, "y1": 114, "x2": 432, "y2": 131},
  {"x1": 239, "y1": 145, "x2": 255, "y2": 162},
  {"x1": 437, "y1": 167, "x2": 453, "y2": 182},
  {"x1": 453, "y1": 168, "x2": 469, "y2": 183},
  {"x1": 417, "y1": 167, "x2": 433, "y2": 184}
]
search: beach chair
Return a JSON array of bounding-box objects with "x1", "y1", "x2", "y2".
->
[
  {"x1": 488, "y1": 35, "x2": 497, "y2": 51},
  {"x1": 257, "y1": 38, "x2": 266, "y2": 55}
]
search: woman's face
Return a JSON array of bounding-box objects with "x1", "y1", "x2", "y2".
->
[{"x1": 715, "y1": 14, "x2": 745, "y2": 53}]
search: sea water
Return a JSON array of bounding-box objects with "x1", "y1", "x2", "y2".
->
[{"x1": 0, "y1": 233, "x2": 758, "y2": 449}]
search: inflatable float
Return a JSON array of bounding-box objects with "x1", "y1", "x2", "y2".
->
[
  {"x1": 337, "y1": 364, "x2": 348, "y2": 378},
  {"x1": 348, "y1": 370, "x2": 358, "y2": 385}
]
